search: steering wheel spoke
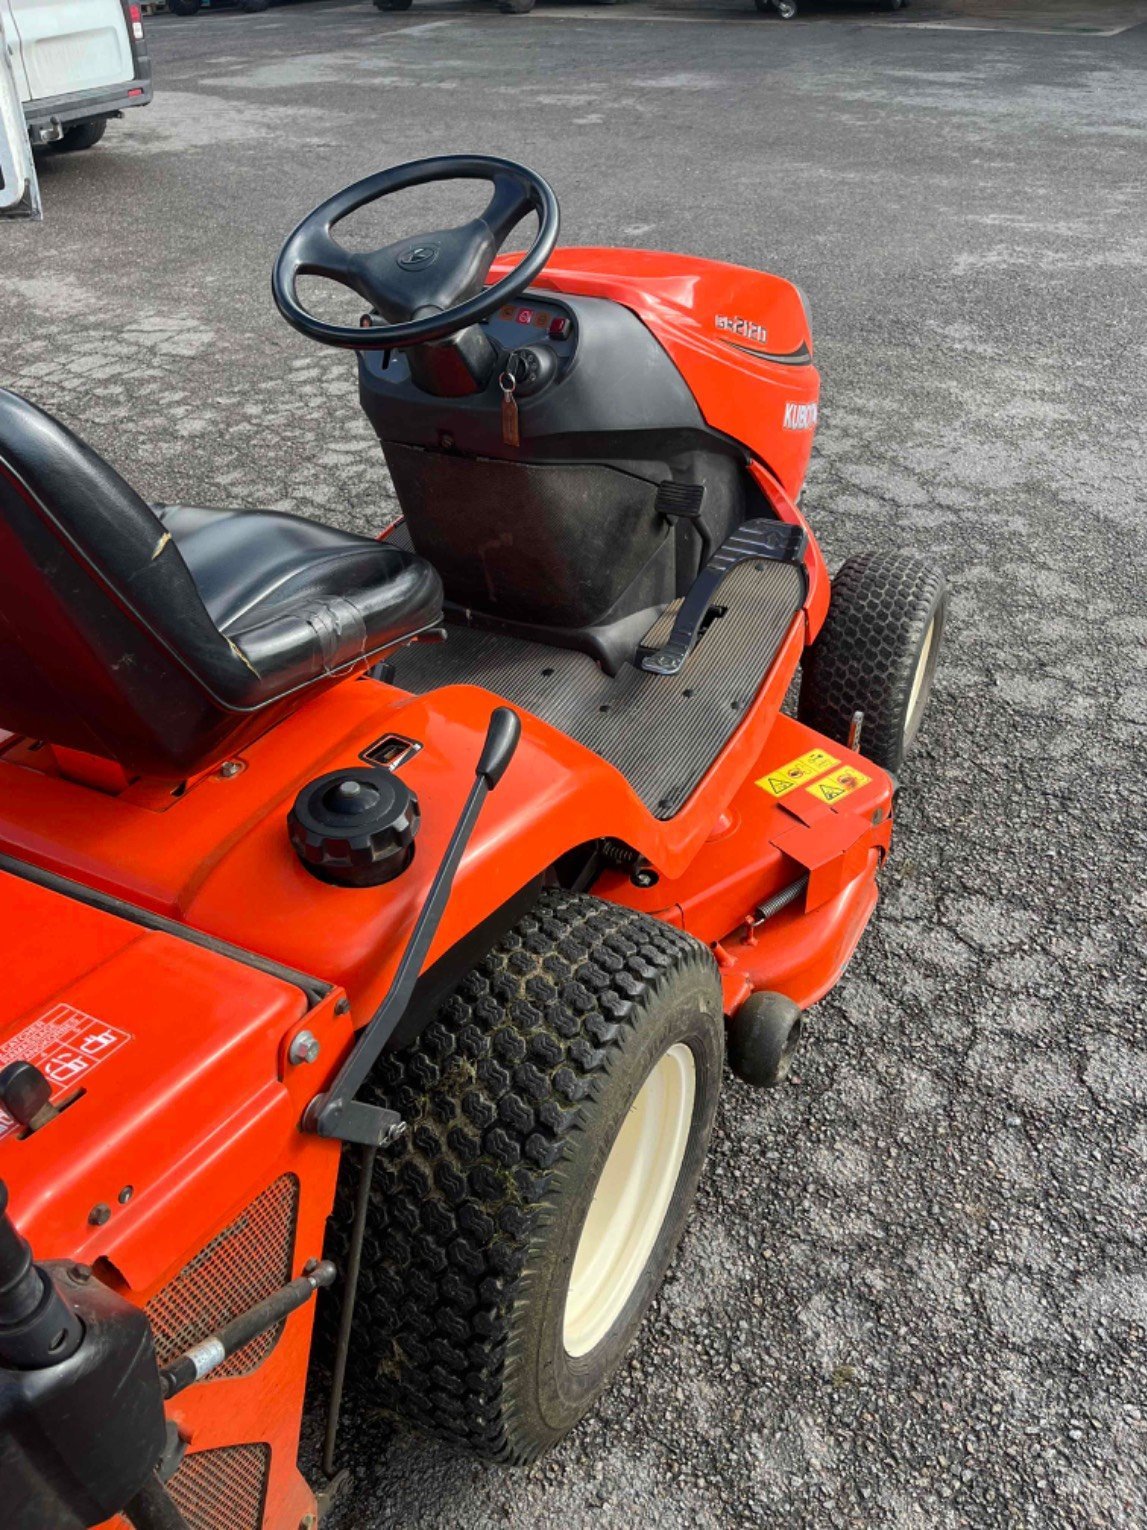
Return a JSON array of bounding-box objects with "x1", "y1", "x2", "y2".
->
[
  {"x1": 481, "y1": 169, "x2": 538, "y2": 245},
  {"x1": 272, "y1": 155, "x2": 559, "y2": 352}
]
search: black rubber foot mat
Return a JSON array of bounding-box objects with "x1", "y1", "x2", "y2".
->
[{"x1": 388, "y1": 558, "x2": 805, "y2": 818}]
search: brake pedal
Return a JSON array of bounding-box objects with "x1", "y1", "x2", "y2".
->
[{"x1": 640, "y1": 518, "x2": 807, "y2": 676}]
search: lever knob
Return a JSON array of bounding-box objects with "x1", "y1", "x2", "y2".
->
[{"x1": 0, "y1": 1061, "x2": 53, "y2": 1131}]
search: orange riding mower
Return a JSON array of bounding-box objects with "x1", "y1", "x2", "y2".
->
[{"x1": 0, "y1": 156, "x2": 945, "y2": 1529}]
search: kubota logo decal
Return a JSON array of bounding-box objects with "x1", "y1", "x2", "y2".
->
[
  {"x1": 783, "y1": 401, "x2": 819, "y2": 431},
  {"x1": 716, "y1": 314, "x2": 767, "y2": 343}
]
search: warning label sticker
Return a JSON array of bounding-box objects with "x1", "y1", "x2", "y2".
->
[
  {"x1": 806, "y1": 766, "x2": 872, "y2": 804},
  {"x1": 0, "y1": 1005, "x2": 131, "y2": 1141},
  {"x1": 756, "y1": 748, "x2": 840, "y2": 798}
]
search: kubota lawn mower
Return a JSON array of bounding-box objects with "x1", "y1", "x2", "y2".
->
[{"x1": 0, "y1": 155, "x2": 945, "y2": 1529}]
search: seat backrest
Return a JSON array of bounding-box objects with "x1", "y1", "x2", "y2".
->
[{"x1": 0, "y1": 388, "x2": 272, "y2": 777}]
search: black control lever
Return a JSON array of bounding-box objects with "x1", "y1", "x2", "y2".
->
[
  {"x1": 0, "y1": 1180, "x2": 82, "y2": 1369},
  {"x1": 0, "y1": 1180, "x2": 178, "y2": 1530},
  {"x1": 304, "y1": 705, "x2": 522, "y2": 1148},
  {"x1": 307, "y1": 708, "x2": 521, "y2": 1483}
]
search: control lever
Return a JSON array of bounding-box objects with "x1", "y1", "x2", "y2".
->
[
  {"x1": 0, "y1": 1180, "x2": 179, "y2": 1530},
  {"x1": 305, "y1": 709, "x2": 521, "y2": 1482},
  {"x1": 303, "y1": 705, "x2": 523, "y2": 1148}
]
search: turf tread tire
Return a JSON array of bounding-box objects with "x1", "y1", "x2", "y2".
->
[
  {"x1": 797, "y1": 551, "x2": 946, "y2": 773},
  {"x1": 323, "y1": 889, "x2": 722, "y2": 1463}
]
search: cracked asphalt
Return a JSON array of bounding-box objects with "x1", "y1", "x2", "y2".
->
[{"x1": 2, "y1": 3, "x2": 1145, "y2": 1526}]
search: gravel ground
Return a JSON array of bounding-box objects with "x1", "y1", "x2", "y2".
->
[{"x1": 2, "y1": 4, "x2": 1145, "y2": 1527}]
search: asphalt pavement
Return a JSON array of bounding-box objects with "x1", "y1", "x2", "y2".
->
[{"x1": 2, "y1": 3, "x2": 1145, "y2": 1526}]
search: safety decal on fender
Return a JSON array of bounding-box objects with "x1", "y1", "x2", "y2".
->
[
  {"x1": 756, "y1": 747, "x2": 839, "y2": 798},
  {"x1": 0, "y1": 1005, "x2": 131, "y2": 1140},
  {"x1": 806, "y1": 766, "x2": 872, "y2": 804}
]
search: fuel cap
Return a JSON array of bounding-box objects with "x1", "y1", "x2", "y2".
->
[{"x1": 288, "y1": 767, "x2": 419, "y2": 887}]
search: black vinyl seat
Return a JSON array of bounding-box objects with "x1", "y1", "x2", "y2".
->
[{"x1": 0, "y1": 388, "x2": 442, "y2": 777}]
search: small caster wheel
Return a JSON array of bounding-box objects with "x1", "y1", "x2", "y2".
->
[{"x1": 727, "y1": 992, "x2": 803, "y2": 1087}]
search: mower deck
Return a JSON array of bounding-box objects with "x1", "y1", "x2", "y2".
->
[{"x1": 388, "y1": 550, "x2": 806, "y2": 818}]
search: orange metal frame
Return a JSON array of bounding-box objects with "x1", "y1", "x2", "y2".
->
[{"x1": 0, "y1": 248, "x2": 890, "y2": 1530}]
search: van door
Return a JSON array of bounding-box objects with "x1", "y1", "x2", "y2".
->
[
  {"x1": 0, "y1": 18, "x2": 39, "y2": 216},
  {"x1": 0, "y1": 3, "x2": 32, "y2": 102},
  {"x1": 2, "y1": 0, "x2": 133, "y2": 105}
]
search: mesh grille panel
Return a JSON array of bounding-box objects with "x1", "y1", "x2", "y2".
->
[
  {"x1": 167, "y1": 1444, "x2": 270, "y2": 1530},
  {"x1": 146, "y1": 1174, "x2": 298, "y2": 1380}
]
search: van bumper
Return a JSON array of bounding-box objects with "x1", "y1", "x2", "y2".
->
[{"x1": 24, "y1": 79, "x2": 153, "y2": 143}]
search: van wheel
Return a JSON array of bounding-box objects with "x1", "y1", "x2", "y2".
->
[
  {"x1": 497, "y1": 0, "x2": 537, "y2": 13},
  {"x1": 798, "y1": 552, "x2": 947, "y2": 774},
  {"x1": 323, "y1": 890, "x2": 724, "y2": 1462},
  {"x1": 54, "y1": 119, "x2": 108, "y2": 153},
  {"x1": 165, "y1": 0, "x2": 202, "y2": 14}
]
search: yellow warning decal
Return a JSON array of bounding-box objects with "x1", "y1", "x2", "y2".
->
[
  {"x1": 806, "y1": 766, "x2": 872, "y2": 804},
  {"x1": 756, "y1": 748, "x2": 839, "y2": 798}
]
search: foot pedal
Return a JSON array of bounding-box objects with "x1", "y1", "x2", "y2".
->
[{"x1": 640, "y1": 518, "x2": 807, "y2": 676}]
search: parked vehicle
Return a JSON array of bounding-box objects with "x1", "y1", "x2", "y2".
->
[
  {"x1": 167, "y1": 0, "x2": 273, "y2": 14},
  {"x1": 757, "y1": 0, "x2": 908, "y2": 16},
  {"x1": 0, "y1": 0, "x2": 151, "y2": 152}
]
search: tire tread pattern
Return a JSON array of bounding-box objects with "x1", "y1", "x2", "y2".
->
[
  {"x1": 322, "y1": 889, "x2": 717, "y2": 1463},
  {"x1": 797, "y1": 551, "x2": 945, "y2": 771}
]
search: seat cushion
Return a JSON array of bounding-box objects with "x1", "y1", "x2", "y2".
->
[
  {"x1": 0, "y1": 385, "x2": 443, "y2": 778},
  {"x1": 156, "y1": 503, "x2": 443, "y2": 681}
]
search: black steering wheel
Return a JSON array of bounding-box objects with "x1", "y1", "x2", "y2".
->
[{"x1": 272, "y1": 154, "x2": 560, "y2": 352}]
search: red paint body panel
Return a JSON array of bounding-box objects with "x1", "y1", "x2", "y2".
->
[{"x1": 0, "y1": 874, "x2": 348, "y2": 1530}]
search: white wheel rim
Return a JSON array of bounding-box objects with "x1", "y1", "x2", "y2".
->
[
  {"x1": 906, "y1": 615, "x2": 937, "y2": 737},
  {"x1": 562, "y1": 1043, "x2": 696, "y2": 1359}
]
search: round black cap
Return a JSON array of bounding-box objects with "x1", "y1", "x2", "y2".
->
[{"x1": 288, "y1": 768, "x2": 419, "y2": 887}]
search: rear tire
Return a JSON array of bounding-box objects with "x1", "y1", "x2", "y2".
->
[
  {"x1": 239, "y1": 0, "x2": 270, "y2": 12},
  {"x1": 497, "y1": 0, "x2": 537, "y2": 12},
  {"x1": 165, "y1": 0, "x2": 202, "y2": 13},
  {"x1": 798, "y1": 552, "x2": 947, "y2": 774},
  {"x1": 770, "y1": 0, "x2": 799, "y2": 16},
  {"x1": 53, "y1": 119, "x2": 108, "y2": 153},
  {"x1": 323, "y1": 890, "x2": 723, "y2": 1462}
]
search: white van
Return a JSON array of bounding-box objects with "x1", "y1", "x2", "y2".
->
[{"x1": 0, "y1": 0, "x2": 152, "y2": 153}]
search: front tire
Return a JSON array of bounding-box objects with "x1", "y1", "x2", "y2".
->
[
  {"x1": 798, "y1": 552, "x2": 947, "y2": 773},
  {"x1": 325, "y1": 890, "x2": 724, "y2": 1462},
  {"x1": 497, "y1": 0, "x2": 537, "y2": 13},
  {"x1": 239, "y1": 0, "x2": 270, "y2": 12}
]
